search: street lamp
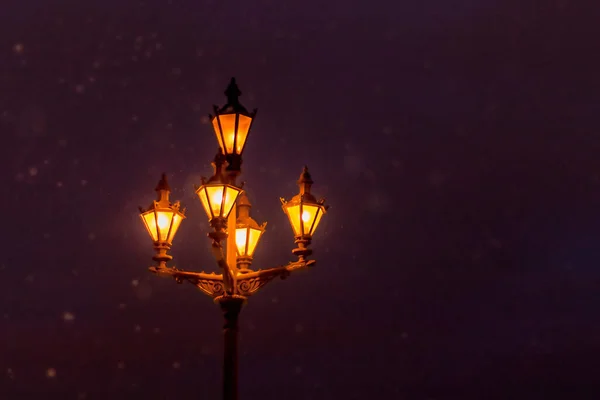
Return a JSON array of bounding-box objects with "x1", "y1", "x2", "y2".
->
[
  {"x1": 281, "y1": 166, "x2": 328, "y2": 261},
  {"x1": 138, "y1": 78, "x2": 328, "y2": 400},
  {"x1": 138, "y1": 174, "x2": 186, "y2": 268},
  {"x1": 195, "y1": 149, "x2": 243, "y2": 241},
  {"x1": 235, "y1": 191, "x2": 266, "y2": 273},
  {"x1": 210, "y1": 77, "x2": 257, "y2": 178}
]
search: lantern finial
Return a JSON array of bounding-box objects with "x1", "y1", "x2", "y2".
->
[
  {"x1": 225, "y1": 77, "x2": 242, "y2": 106},
  {"x1": 155, "y1": 173, "x2": 171, "y2": 202},
  {"x1": 155, "y1": 173, "x2": 170, "y2": 191},
  {"x1": 297, "y1": 166, "x2": 313, "y2": 195}
]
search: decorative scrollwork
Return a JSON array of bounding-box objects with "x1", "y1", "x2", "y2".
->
[
  {"x1": 237, "y1": 275, "x2": 278, "y2": 296},
  {"x1": 196, "y1": 280, "x2": 225, "y2": 297}
]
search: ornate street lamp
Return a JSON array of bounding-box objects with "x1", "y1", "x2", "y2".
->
[
  {"x1": 235, "y1": 191, "x2": 266, "y2": 273},
  {"x1": 195, "y1": 149, "x2": 243, "y2": 242},
  {"x1": 139, "y1": 174, "x2": 186, "y2": 268},
  {"x1": 137, "y1": 78, "x2": 328, "y2": 400},
  {"x1": 210, "y1": 77, "x2": 257, "y2": 177},
  {"x1": 281, "y1": 166, "x2": 328, "y2": 261}
]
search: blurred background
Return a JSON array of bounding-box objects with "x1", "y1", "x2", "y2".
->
[{"x1": 1, "y1": 0, "x2": 600, "y2": 398}]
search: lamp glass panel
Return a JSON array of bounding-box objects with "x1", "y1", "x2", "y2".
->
[
  {"x1": 141, "y1": 211, "x2": 159, "y2": 242},
  {"x1": 155, "y1": 209, "x2": 175, "y2": 241},
  {"x1": 285, "y1": 204, "x2": 302, "y2": 237},
  {"x1": 212, "y1": 117, "x2": 225, "y2": 152},
  {"x1": 235, "y1": 227, "x2": 248, "y2": 256},
  {"x1": 246, "y1": 227, "x2": 262, "y2": 257},
  {"x1": 303, "y1": 204, "x2": 323, "y2": 236},
  {"x1": 217, "y1": 114, "x2": 237, "y2": 154},
  {"x1": 235, "y1": 115, "x2": 252, "y2": 154},
  {"x1": 205, "y1": 185, "x2": 226, "y2": 217},
  {"x1": 167, "y1": 213, "x2": 183, "y2": 243},
  {"x1": 222, "y1": 186, "x2": 240, "y2": 218},
  {"x1": 197, "y1": 187, "x2": 213, "y2": 219}
]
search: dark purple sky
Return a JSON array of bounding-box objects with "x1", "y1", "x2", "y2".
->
[{"x1": 2, "y1": 0, "x2": 600, "y2": 399}]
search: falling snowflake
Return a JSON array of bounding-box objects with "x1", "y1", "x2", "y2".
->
[
  {"x1": 88, "y1": 233, "x2": 96, "y2": 240},
  {"x1": 46, "y1": 368, "x2": 57, "y2": 378},
  {"x1": 63, "y1": 312, "x2": 75, "y2": 321},
  {"x1": 117, "y1": 361, "x2": 125, "y2": 369},
  {"x1": 75, "y1": 84, "x2": 85, "y2": 94},
  {"x1": 13, "y1": 43, "x2": 24, "y2": 54},
  {"x1": 131, "y1": 279, "x2": 139, "y2": 287},
  {"x1": 28, "y1": 167, "x2": 38, "y2": 176},
  {"x1": 172, "y1": 361, "x2": 181, "y2": 369}
]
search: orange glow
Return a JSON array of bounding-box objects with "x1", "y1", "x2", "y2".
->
[
  {"x1": 235, "y1": 226, "x2": 263, "y2": 257},
  {"x1": 140, "y1": 209, "x2": 183, "y2": 244},
  {"x1": 212, "y1": 113, "x2": 253, "y2": 155},
  {"x1": 196, "y1": 184, "x2": 241, "y2": 220},
  {"x1": 283, "y1": 203, "x2": 325, "y2": 238}
]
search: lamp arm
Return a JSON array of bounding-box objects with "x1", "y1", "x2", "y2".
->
[
  {"x1": 148, "y1": 266, "x2": 226, "y2": 298},
  {"x1": 237, "y1": 259, "x2": 316, "y2": 281},
  {"x1": 232, "y1": 259, "x2": 316, "y2": 297}
]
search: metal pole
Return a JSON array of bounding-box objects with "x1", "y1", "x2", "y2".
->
[{"x1": 220, "y1": 297, "x2": 244, "y2": 400}]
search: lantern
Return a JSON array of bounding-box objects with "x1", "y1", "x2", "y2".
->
[
  {"x1": 209, "y1": 78, "x2": 257, "y2": 172},
  {"x1": 235, "y1": 192, "x2": 266, "y2": 261},
  {"x1": 195, "y1": 150, "x2": 242, "y2": 228},
  {"x1": 139, "y1": 174, "x2": 186, "y2": 245},
  {"x1": 281, "y1": 167, "x2": 328, "y2": 240}
]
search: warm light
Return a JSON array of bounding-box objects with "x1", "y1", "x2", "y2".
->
[
  {"x1": 284, "y1": 203, "x2": 324, "y2": 238},
  {"x1": 302, "y1": 211, "x2": 310, "y2": 222},
  {"x1": 235, "y1": 228, "x2": 248, "y2": 254},
  {"x1": 140, "y1": 209, "x2": 184, "y2": 244},
  {"x1": 139, "y1": 174, "x2": 186, "y2": 245},
  {"x1": 212, "y1": 114, "x2": 253, "y2": 155},
  {"x1": 235, "y1": 226, "x2": 264, "y2": 257},
  {"x1": 281, "y1": 167, "x2": 327, "y2": 240},
  {"x1": 196, "y1": 184, "x2": 242, "y2": 221}
]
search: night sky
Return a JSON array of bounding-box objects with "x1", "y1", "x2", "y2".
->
[{"x1": 2, "y1": 0, "x2": 600, "y2": 399}]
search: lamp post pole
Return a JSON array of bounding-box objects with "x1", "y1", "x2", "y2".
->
[
  {"x1": 138, "y1": 78, "x2": 329, "y2": 400},
  {"x1": 222, "y1": 202, "x2": 242, "y2": 400},
  {"x1": 219, "y1": 296, "x2": 244, "y2": 400}
]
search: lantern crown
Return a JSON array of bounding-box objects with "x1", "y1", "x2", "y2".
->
[
  {"x1": 219, "y1": 77, "x2": 248, "y2": 115},
  {"x1": 139, "y1": 173, "x2": 186, "y2": 249},
  {"x1": 204, "y1": 148, "x2": 229, "y2": 185}
]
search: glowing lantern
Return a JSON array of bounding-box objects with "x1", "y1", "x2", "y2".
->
[
  {"x1": 281, "y1": 167, "x2": 328, "y2": 240},
  {"x1": 209, "y1": 78, "x2": 257, "y2": 172},
  {"x1": 139, "y1": 174, "x2": 186, "y2": 245},
  {"x1": 195, "y1": 150, "x2": 242, "y2": 229},
  {"x1": 235, "y1": 192, "x2": 267, "y2": 266}
]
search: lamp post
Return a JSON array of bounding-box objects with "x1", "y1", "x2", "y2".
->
[{"x1": 138, "y1": 78, "x2": 329, "y2": 400}]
